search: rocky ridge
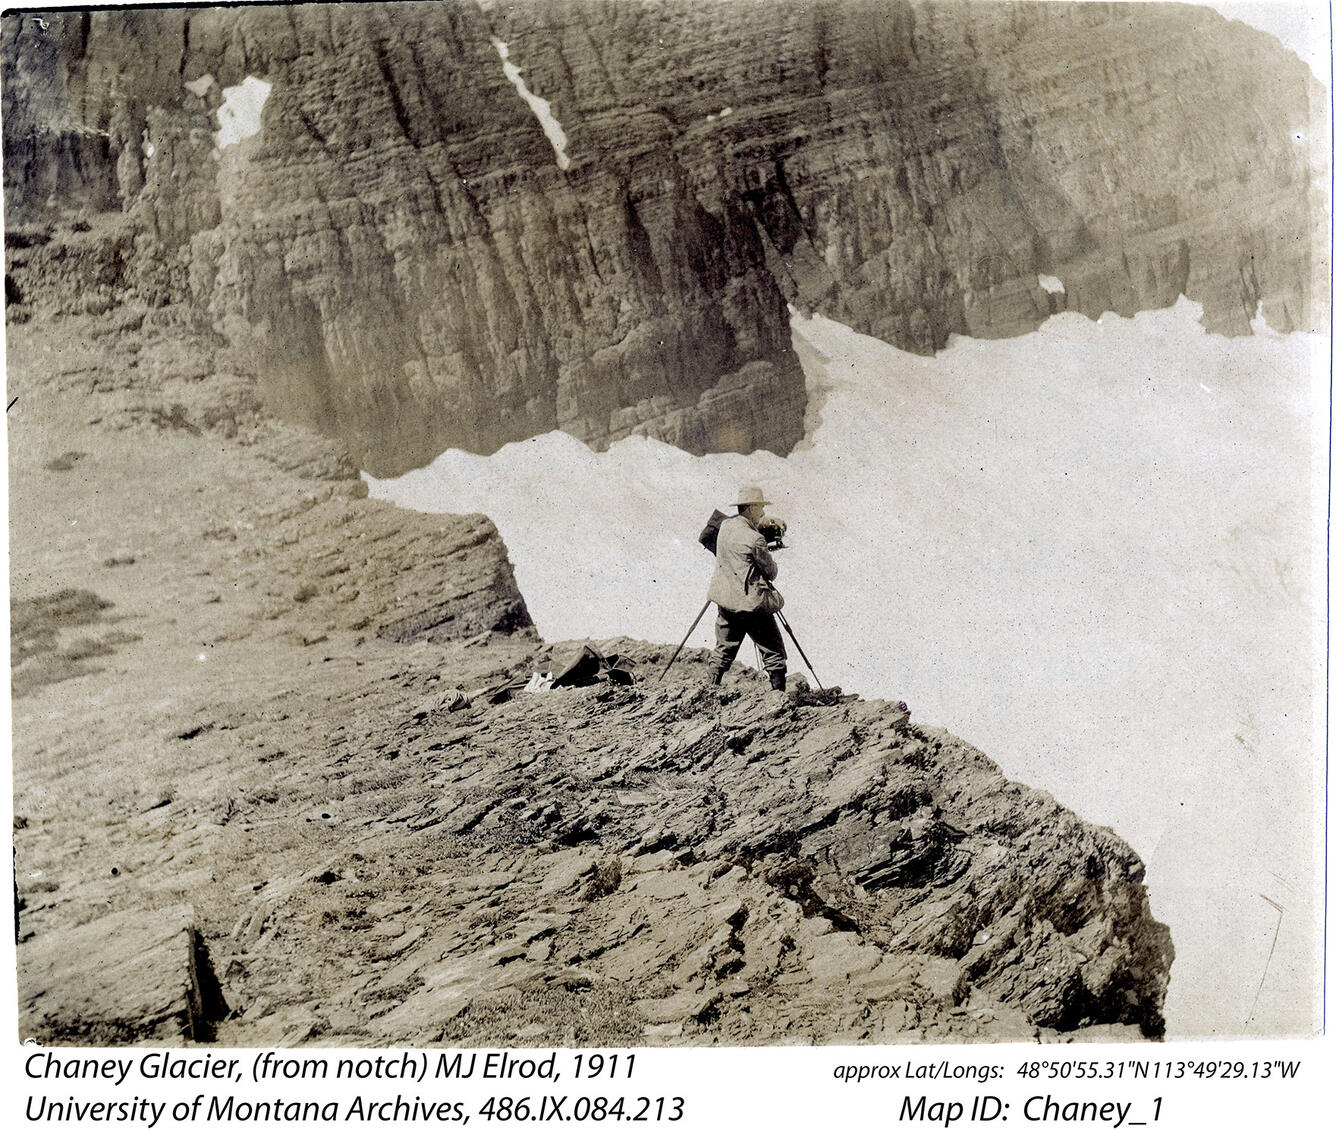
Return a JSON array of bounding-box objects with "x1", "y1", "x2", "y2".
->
[
  {"x1": 195, "y1": 651, "x2": 1170, "y2": 1043},
  {"x1": 4, "y1": 2, "x2": 1324, "y2": 475}
]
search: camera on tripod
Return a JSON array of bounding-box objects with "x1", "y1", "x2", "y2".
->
[{"x1": 759, "y1": 517, "x2": 788, "y2": 550}]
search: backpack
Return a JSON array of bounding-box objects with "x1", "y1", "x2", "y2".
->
[{"x1": 698, "y1": 509, "x2": 728, "y2": 555}]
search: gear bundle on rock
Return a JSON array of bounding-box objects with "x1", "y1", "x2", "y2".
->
[
  {"x1": 482, "y1": 644, "x2": 640, "y2": 704},
  {"x1": 549, "y1": 643, "x2": 638, "y2": 688}
]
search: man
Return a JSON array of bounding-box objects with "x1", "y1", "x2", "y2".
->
[{"x1": 707, "y1": 486, "x2": 788, "y2": 690}]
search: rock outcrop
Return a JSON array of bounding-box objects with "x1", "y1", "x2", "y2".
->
[
  {"x1": 4, "y1": 2, "x2": 1324, "y2": 475},
  {"x1": 268, "y1": 651, "x2": 1172, "y2": 1040},
  {"x1": 18, "y1": 906, "x2": 229, "y2": 1044},
  {"x1": 4, "y1": 300, "x2": 537, "y2": 656}
]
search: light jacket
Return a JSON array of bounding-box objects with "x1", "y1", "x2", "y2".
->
[{"x1": 707, "y1": 514, "x2": 780, "y2": 613}]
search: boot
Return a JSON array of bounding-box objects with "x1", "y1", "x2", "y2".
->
[
  {"x1": 709, "y1": 668, "x2": 724, "y2": 686},
  {"x1": 769, "y1": 671, "x2": 786, "y2": 691}
]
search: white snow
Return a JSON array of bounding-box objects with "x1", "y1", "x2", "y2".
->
[
  {"x1": 492, "y1": 40, "x2": 571, "y2": 171},
  {"x1": 706, "y1": 107, "x2": 734, "y2": 122},
  {"x1": 215, "y1": 76, "x2": 271, "y2": 150},
  {"x1": 367, "y1": 299, "x2": 1326, "y2": 1038},
  {"x1": 1038, "y1": 274, "x2": 1065, "y2": 294},
  {"x1": 183, "y1": 73, "x2": 214, "y2": 98},
  {"x1": 1204, "y1": 0, "x2": 1329, "y2": 80}
]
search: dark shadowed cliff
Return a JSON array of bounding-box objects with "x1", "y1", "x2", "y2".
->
[{"x1": 3, "y1": 1, "x2": 1325, "y2": 475}]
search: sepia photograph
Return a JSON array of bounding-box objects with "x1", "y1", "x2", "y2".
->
[{"x1": 2, "y1": 0, "x2": 1328, "y2": 1065}]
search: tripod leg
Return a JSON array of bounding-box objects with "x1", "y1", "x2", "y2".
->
[
  {"x1": 776, "y1": 612, "x2": 825, "y2": 691},
  {"x1": 659, "y1": 600, "x2": 713, "y2": 680}
]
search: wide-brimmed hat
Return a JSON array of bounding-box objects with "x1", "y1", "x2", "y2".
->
[{"x1": 734, "y1": 485, "x2": 772, "y2": 507}]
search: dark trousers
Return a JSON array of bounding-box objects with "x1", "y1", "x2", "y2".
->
[{"x1": 712, "y1": 607, "x2": 787, "y2": 679}]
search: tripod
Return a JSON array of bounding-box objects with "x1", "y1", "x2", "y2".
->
[
  {"x1": 658, "y1": 600, "x2": 712, "y2": 681},
  {"x1": 776, "y1": 610, "x2": 825, "y2": 692},
  {"x1": 660, "y1": 601, "x2": 825, "y2": 692}
]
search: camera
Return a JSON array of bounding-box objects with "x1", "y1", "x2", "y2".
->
[{"x1": 759, "y1": 517, "x2": 788, "y2": 550}]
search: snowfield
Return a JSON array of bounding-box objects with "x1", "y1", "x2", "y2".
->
[{"x1": 368, "y1": 299, "x2": 1326, "y2": 1038}]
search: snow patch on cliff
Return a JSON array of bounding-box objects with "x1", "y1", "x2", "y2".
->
[
  {"x1": 215, "y1": 76, "x2": 271, "y2": 150},
  {"x1": 1205, "y1": 0, "x2": 1329, "y2": 78},
  {"x1": 1038, "y1": 275, "x2": 1065, "y2": 294},
  {"x1": 492, "y1": 40, "x2": 571, "y2": 170},
  {"x1": 368, "y1": 299, "x2": 1326, "y2": 1039}
]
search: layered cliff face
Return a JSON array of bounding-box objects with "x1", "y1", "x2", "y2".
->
[{"x1": 4, "y1": 2, "x2": 1323, "y2": 476}]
